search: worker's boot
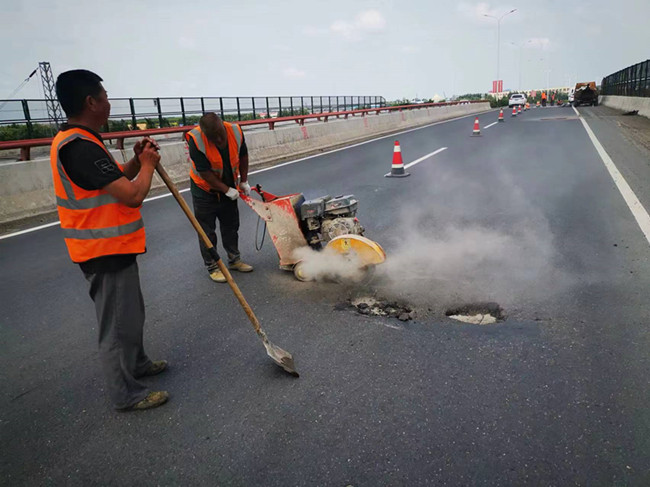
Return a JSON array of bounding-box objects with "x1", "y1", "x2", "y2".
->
[
  {"x1": 120, "y1": 391, "x2": 169, "y2": 412},
  {"x1": 229, "y1": 260, "x2": 254, "y2": 273},
  {"x1": 209, "y1": 269, "x2": 227, "y2": 283},
  {"x1": 135, "y1": 360, "x2": 168, "y2": 378}
]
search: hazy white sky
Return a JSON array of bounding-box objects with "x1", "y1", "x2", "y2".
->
[{"x1": 1, "y1": 0, "x2": 648, "y2": 101}]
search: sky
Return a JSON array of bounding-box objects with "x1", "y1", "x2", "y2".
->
[{"x1": 1, "y1": 0, "x2": 649, "y2": 101}]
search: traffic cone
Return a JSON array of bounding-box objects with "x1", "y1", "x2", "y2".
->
[
  {"x1": 498, "y1": 109, "x2": 505, "y2": 122},
  {"x1": 518, "y1": 105, "x2": 522, "y2": 114},
  {"x1": 523, "y1": 104, "x2": 528, "y2": 111},
  {"x1": 470, "y1": 117, "x2": 481, "y2": 136},
  {"x1": 511, "y1": 107, "x2": 517, "y2": 117},
  {"x1": 536, "y1": 101, "x2": 540, "y2": 108},
  {"x1": 385, "y1": 140, "x2": 410, "y2": 178}
]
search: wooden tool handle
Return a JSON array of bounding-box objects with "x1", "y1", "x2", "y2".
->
[{"x1": 155, "y1": 163, "x2": 265, "y2": 337}]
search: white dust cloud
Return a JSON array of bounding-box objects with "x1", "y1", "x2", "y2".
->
[{"x1": 293, "y1": 246, "x2": 364, "y2": 282}]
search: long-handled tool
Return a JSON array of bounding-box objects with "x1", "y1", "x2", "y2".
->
[{"x1": 155, "y1": 163, "x2": 299, "y2": 377}]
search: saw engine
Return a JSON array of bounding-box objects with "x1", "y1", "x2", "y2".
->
[{"x1": 299, "y1": 194, "x2": 365, "y2": 248}]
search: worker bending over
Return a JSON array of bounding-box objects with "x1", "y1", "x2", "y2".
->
[{"x1": 185, "y1": 113, "x2": 254, "y2": 282}]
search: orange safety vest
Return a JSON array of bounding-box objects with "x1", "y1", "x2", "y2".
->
[
  {"x1": 185, "y1": 122, "x2": 243, "y2": 193},
  {"x1": 541, "y1": 92, "x2": 547, "y2": 100},
  {"x1": 49, "y1": 127, "x2": 146, "y2": 263}
]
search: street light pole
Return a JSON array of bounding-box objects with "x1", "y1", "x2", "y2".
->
[
  {"x1": 484, "y1": 9, "x2": 517, "y2": 93},
  {"x1": 510, "y1": 39, "x2": 532, "y2": 92}
]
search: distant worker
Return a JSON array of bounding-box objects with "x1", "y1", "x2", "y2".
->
[
  {"x1": 185, "y1": 113, "x2": 254, "y2": 282},
  {"x1": 51, "y1": 70, "x2": 168, "y2": 411},
  {"x1": 541, "y1": 91, "x2": 547, "y2": 107},
  {"x1": 551, "y1": 92, "x2": 556, "y2": 106}
]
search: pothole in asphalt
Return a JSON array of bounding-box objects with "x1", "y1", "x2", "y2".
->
[
  {"x1": 350, "y1": 297, "x2": 416, "y2": 321},
  {"x1": 445, "y1": 302, "x2": 505, "y2": 325}
]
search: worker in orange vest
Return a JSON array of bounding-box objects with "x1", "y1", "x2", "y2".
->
[
  {"x1": 51, "y1": 70, "x2": 168, "y2": 411},
  {"x1": 185, "y1": 113, "x2": 254, "y2": 283},
  {"x1": 541, "y1": 91, "x2": 547, "y2": 107}
]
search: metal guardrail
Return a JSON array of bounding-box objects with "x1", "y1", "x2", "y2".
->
[
  {"x1": 601, "y1": 60, "x2": 650, "y2": 97},
  {"x1": 0, "y1": 95, "x2": 386, "y2": 138},
  {"x1": 0, "y1": 101, "x2": 485, "y2": 161}
]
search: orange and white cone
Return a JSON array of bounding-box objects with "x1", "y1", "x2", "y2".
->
[
  {"x1": 471, "y1": 117, "x2": 481, "y2": 136},
  {"x1": 511, "y1": 106, "x2": 517, "y2": 117},
  {"x1": 518, "y1": 105, "x2": 522, "y2": 114},
  {"x1": 498, "y1": 109, "x2": 505, "y2": 122},
  {"x1": 523, "y1": 103, "x2": 528, "y2": 111},
  {"x1": 385, "y1": 140, "x2": 410, "y2": 178}
]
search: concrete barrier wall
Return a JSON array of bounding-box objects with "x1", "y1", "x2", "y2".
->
[
  {"x1": 0, "y1": 102, "x2": 490, "y2": 225},
  {"x1": 600, "y1": 95, "x2": 650, "y2": 118}
]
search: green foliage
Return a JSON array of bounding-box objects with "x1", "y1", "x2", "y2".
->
[
  {"x1": 0, "y1": 123, "x2": 57, "y2": 141},
  {"x1": 388, "y1": 98, "x2": 412, "y2": 107},
  {"x1": 456, "y1": 93, "x2": 485, "y2": 101},
  {"x1": 107, "y1": 119, "x2": 130, "y2": 132},
  {"x1": 486, "y1": 95, "x2": 509, "y2": 108}
]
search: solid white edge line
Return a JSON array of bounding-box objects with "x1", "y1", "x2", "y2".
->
[
  {"x1": 484, "y1": 122, "x2": 498, "y2": 129},
  {"x1": 0, "y1": 188, "x2": 192, "y2": 241},
  {"x1": 577, "y1": 111, "x2": 650, "y2": 246},
  {"x1": 247, "y1": 110, "x2": 483, "y2": 176},
  {"x1": 2, "y1": 109, "x2": 488, "y2": 240},
  {"x1": 0, "y1": 221, "x2": 61, "y2": 240}
]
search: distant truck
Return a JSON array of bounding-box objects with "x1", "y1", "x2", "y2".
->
[{"x1": 573, "y1": 82, "x2": 599, "y2": 107}]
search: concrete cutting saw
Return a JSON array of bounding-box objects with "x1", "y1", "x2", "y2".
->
[{"x1": 240, "y1": 185, "x2": 386, "y2": 281}]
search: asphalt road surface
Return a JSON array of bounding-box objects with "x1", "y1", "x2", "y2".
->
[{"x1": 2, "y1": 106, "x2": 649, "y2": 486}]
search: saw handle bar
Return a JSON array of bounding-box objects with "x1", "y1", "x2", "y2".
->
[{"x1": 240, "y1": 183, "x2": 278, "y2": 203}]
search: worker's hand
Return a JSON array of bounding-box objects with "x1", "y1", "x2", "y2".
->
[
  {"x1": 240, "y1": 180, "x2": 251, "y2": 196},
  {"x1": 133, "y1": 137, "x2": 160, "y2": 159},
  {"x1": 139, "y1": 141, "x2": 160, "y2": 168},
  {"x1": 225, "y1": 187, "x2": 239, "y2": 200}
]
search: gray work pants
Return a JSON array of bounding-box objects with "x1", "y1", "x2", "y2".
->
[
  {"x1": 84, "y1": 261, "x2": 152, "y2": 409},
  {"x1": 192, "y1": 194, "x2": 241, "y2": 271}
]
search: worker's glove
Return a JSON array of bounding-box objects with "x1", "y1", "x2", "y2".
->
[
  {"x1": 225, "y1": 187, "x2": 239, "y2": 200},
  {"x1": 240, "y1": 180, "x2": 251, "y2": 196}
]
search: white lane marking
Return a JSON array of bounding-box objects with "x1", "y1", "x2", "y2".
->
[
  {"x1": 572, "y1": 105, "x2": 579, "y2": 116},
  {"x1": 404, "y1": 147, "x2": 448, "y2": 169},
  {"x1": 248, "y1": 111, "x2": 483, "y2": 176},
  {"x1": 0, "y1": 188, "x2": 192, "y2": 241},
  {"x1": 484, "y1": 122, "x2": 498, "y2": 129},
  {"x1": 578, "y1": 114, "x2": 650, "y2": 246},
  {"x1": 2, "y1": 110, "x2": 490, "y2": 240},
  {"x1": 143, "y1": 188, "x2": 189, "y2": 203},
  {"x1": 0, "y1": 160, "x2": 31, "y2": 167},
  {"x1": 384, "y1": 147, "x2": 448, "y2": 176},
  {"x1": 0, "y1": 221, "x2": 61, "y2": 239}
]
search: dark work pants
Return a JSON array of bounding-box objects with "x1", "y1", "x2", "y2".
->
[
  {"x1": 192, "y1": 194, "x2": 241, "y2": 271},
  {"x1": 84, "y1": 261, "x2": 152, "y2": 409}
]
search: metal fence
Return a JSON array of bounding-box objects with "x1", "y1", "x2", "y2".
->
[
  {"x1": 601, "y1": 60, "x2": 650, "y2": 97},
  {"x1": 0, "y1": 95, "x2": 386, "y2": 139}
]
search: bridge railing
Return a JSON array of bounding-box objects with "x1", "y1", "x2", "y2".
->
[
  {"x1": 601, "y1": 59, "x2": 650, "y2": 97},
  {"x1": 0, "y1": 95, "x2": 386, "y2": 139},
  {"x1": 0, "y1": 101, "x2": 485, "y2": 161}
]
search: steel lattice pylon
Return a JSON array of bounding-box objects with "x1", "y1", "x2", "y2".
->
[{"x1": 38, "y1": 61, "x2": 64, "y2": 128}]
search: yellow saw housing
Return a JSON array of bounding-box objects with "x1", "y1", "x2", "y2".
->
[{"x1": 325, "y1": 234, "x2": 386, "y2": 266}]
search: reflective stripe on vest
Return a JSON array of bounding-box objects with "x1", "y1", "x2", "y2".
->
[
  {"x1": 50, "y1": 128, "x2": 146, "y2": 263},
  {"x1": 60, "y1": 218, "x2": 144, "y2": 240},
  {"x1": 186, "y1": 123, "x2": 242, "y2": 193}
]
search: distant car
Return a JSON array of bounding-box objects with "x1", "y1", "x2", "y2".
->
[{"x1": 508, "y1": 93, "x2": 526, "y2": 107}]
